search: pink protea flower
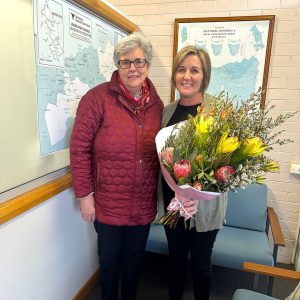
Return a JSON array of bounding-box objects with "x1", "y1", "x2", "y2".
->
[
  {"x1": 173, "y1": 159, "x2": 191, "y2": 181},
  {"x1": 215, "y1": 166, "x2": 235, "y2": 183},
  {"x1": 161, "y1": 147, "x2": 174, "y2": 166},
  {"x1": 193, "y1": 181, "x2": 202, "y2": 190}
]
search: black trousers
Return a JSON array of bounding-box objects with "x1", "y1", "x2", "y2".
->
[
  {"x1": 164, "y1": 219, "x2": 219, "y2": 300},
  {"x1": 94, "y1": 220, "x2": 150, "y2": 300}
]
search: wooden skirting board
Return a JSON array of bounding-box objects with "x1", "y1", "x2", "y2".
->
[{"x1": 73, "y1": 269, "x2": 100, "y2": 300}]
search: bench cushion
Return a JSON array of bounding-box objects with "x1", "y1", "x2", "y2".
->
[
  {"x1": 226, "y1": 184, "x2": 267, "y2": 232},
  {"x1": 211, "y1": 226, "x2": 274, "y2": 270}
]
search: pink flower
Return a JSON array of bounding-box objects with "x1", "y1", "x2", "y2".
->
[
  {"x1": 173, "y1": 160, "x2": 191, "y2": 181},
  {"x1": 193, "y1": 181, "x2": 202, "y2": 190},
  {"x1": 161, "y1": 147, "x2": 174, "y2": 166},
  {"x1": 215, "y1": 166, "x2": 235, "y2": 183}
]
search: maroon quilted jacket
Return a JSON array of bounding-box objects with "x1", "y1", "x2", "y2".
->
[{"x1": 70, "y1": 71, "x2": 163, "y2": 226}]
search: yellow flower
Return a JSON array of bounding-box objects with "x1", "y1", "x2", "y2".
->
[
  {"x1": 195, "y1": 115, "x2": 214, "y2": 134},
  {"x1": 216, "y1": 132, "x2": 240, "y2": 154},
  {"x1": 239, "y1": 137, "x2": 267, "y2": 157},
  {"x1": 264, "y1": 161, "x2": 279, "y2": 172},
  {"x1": 256, "y1": 175, "x2": 266, "y2": 184}
]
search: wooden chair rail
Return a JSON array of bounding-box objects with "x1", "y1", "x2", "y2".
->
[
  {"x1": 244, "y1": 261, "x2": 300, "y2": 281},
  {"x1": 0, "y1": 173, "x2": 73, "y2": 224},
  {"x1": 267, "y1": 207, "x2": 286, "y2": 246}
]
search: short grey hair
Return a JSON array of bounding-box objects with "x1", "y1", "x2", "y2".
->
[{"x1": 113, "y1": 33, "x2": 153, "y2": 67}]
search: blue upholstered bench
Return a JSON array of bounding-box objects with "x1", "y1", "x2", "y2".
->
[{"x1": 146, "y1": 184, "x2": 285, "y2": 273}]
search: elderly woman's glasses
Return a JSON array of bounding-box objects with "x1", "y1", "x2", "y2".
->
[{"x1": 118, "y1": 59, "x2": 147, "y2": 69}]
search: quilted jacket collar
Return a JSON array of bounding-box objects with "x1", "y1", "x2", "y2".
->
[{"x1": 108, "y1": 70, "x2": 160, "y2": 110}]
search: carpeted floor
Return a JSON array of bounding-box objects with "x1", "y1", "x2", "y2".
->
[{"x1": 85, "y1": 252, "x2": 298, "y2": 300}]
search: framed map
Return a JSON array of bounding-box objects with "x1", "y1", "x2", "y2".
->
[
  {"x1": 173, "y1": 16, "x2": 275, "y2": 107},
  {"x1": 0, "y1": 0, "x2": 136, "y2": 194},
  {"x1": 33, "y1": 0, "x2": 131, "y2": 156}
]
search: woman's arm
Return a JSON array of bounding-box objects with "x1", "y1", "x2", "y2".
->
[{"x1": 70, "y1": 89, "x2": 104, "y2": 199}]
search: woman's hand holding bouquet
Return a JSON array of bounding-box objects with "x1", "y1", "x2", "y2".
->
[{"x1": 156, "y1": 90, "x2": 296, "y2": 228}]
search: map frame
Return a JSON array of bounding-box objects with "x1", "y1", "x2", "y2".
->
[
  {"x1": 172, "y1": 15, "x2": 275, "y2": 108},
  {"x1": 33, "y1": 0, "x2": 137, "y2": 156}
]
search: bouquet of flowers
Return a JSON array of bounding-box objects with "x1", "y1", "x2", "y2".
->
[{"x1": 156, "y1": 90, "x2": 296, "y2": 228}]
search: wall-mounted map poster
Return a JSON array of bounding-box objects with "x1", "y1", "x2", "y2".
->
[
  {"x1": 33, "y1": 0, "x2": 128, "y2": 155},
  {"x1": 173, "y1": 16, "x2": 275, "y2": 107}
]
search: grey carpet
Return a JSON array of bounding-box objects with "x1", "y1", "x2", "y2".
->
[{"x1": 85, "y1": 252, "x2": 298, "y2": 300}]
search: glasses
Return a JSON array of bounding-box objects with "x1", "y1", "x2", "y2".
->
[{"x1": 118, "y1": 58, "x2": 147, "y2": 69}]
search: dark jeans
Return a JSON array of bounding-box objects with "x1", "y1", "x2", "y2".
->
[
  {"x1": 94, "y1": 220, "x2": 150, "y2": 300},
  {"x1": 164, "y1": 218, "x2": 219, "y2": 300}
]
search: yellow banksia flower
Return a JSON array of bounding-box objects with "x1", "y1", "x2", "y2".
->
[
  {"x1": 216, "y1": 132, "x2": 240, "y2": 154},
  {"x1": 256, "y1": 175, "x2": 266, "y2": 184},
  {"x1": 239, "y1": 137, "x2": 267, "y2": 157},
  {"x1": 264, "y1": 161, "x2": 279, "y2": 172}
]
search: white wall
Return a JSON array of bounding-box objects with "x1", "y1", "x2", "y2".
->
[
  {"x1": 110, "y1": 0, "x2": 300, "y2": 264},
  {"x1": 0, "y1": 189, "x2": 98, "y2": 300}
]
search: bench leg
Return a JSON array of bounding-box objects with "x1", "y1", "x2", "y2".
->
[
  {"x1": 267, "y1": 276, "x2": 274, "y2": 295},
  {"x1": 252, "y1": 274, "x2": 273, "y2": 294},
  {"x1": 253, "y1": 274, "x2": 260, "y2": 290}
]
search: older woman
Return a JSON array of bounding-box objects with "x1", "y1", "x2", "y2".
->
[
  {"x1": 161, "y1": 45, "x2": 227, "y2": 300},
  {"x1": 70, "y1": 33, "x2": 163, "y2": 300}
]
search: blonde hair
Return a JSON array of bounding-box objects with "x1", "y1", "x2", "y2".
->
[{"x1": 171, "y1": 45, "x2": 211, "y2": 93}]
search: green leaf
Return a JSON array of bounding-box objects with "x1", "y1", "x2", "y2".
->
[
  {"x1": 196, "y1": 171, "x2": 204, "y2": 179},
  {"x1": 188, "y1": 148, "x2": 198, "y2": 162},
  {"x1": 173, "y1": 149, "x2": 180, "y2": 163},
  {"x1": 204, "y1": 173, "x2": 216, "y2": 183},
  {"x1": 178, "y1": 177, "x2": 187, "y2": 185}
]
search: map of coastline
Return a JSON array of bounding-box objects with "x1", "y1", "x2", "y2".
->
[
  {"x1": 178, "y1": 21, "x2": 269, "y2": 104},
  {"x1": 34, "y1": 0, "x2": 126, "y2": 155}
]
